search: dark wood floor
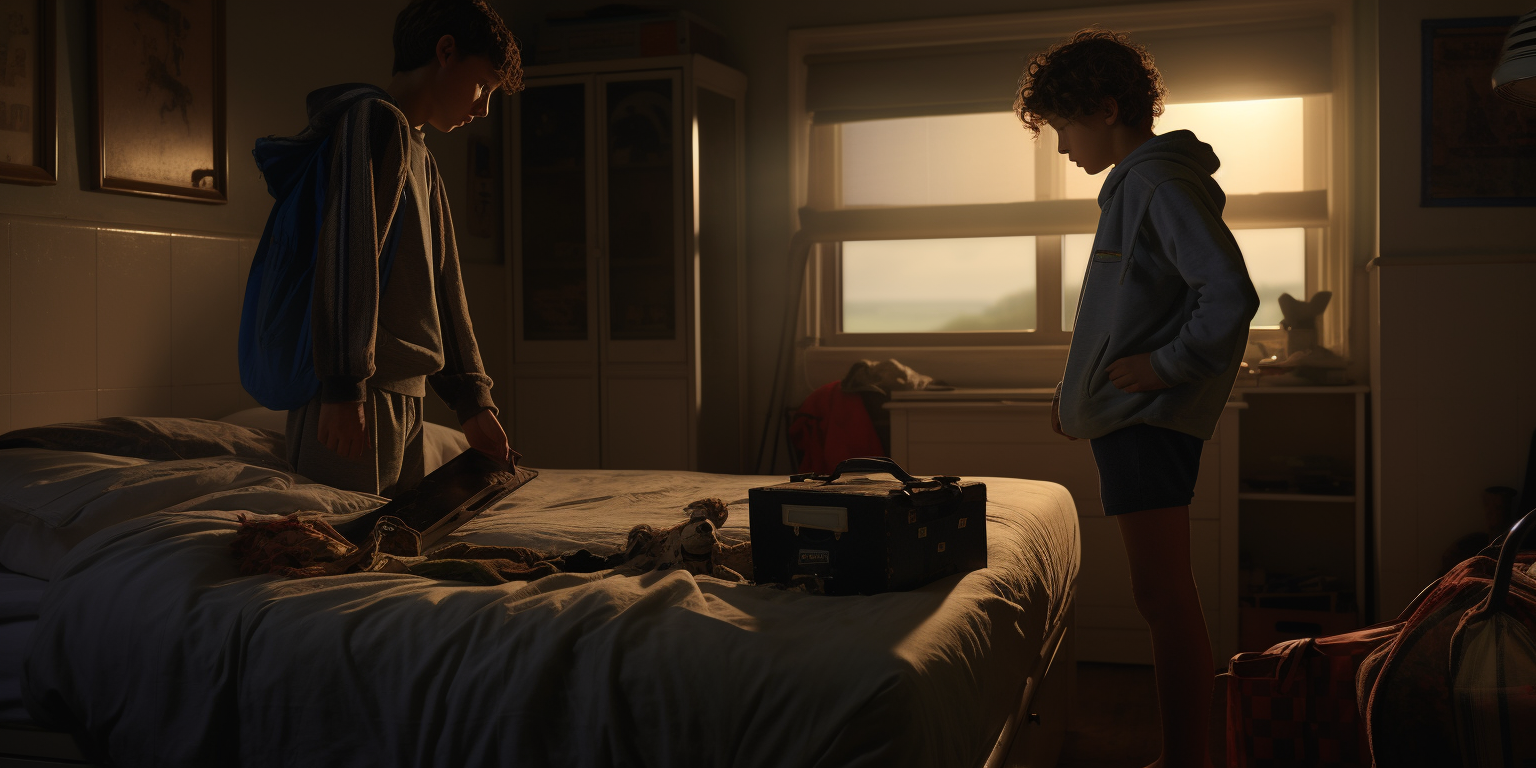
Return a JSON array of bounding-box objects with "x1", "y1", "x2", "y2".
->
[{"x1": 1058, "y1": 662, "x2": 1228, "y2": 768}]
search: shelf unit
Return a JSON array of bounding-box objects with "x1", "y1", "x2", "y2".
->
[{"x1": 1230, "y1": 385, "x2": 1369, "y2": 649}]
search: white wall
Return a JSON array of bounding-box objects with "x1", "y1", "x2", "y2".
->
[
  {"x1": 1371, "y1": 0, "x2": 1536, "y2": 617},
  {"x1": 0, "y1": 0, "x2": 505, "y2": 433},
  {"x1": 0, "y1": 218, "x2": 258, "y2": 433}
]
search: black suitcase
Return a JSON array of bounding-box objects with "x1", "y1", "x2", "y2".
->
[{"x1": 748, "y1": 457, "x2": 987, "y2": 595}]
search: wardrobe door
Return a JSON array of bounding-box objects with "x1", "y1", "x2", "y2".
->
[
  {"x1": 510, "y1": 77, "x2": 600, "y2": 467},
  {"x1": 598, "y1": 72, "x2": 686, "y2": 365},
  {"x1": 514, "y1": 78, "x2": 596, "y2": 361},
  {"x1": 598, "y1": 71, "x2": 690, "y2": 470}
]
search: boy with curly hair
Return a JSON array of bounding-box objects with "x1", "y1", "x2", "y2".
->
[
  {"x1": 1016, "y1": 29, "x2": 1259, "y2": 768},
  {"x1": 276, "y1": 0, "x2": 522, "y2": 495}
]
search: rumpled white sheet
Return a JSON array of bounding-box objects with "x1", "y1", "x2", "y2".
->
[{"x1": 24, "y1": 465, "x2": 1077, "y2": 768}]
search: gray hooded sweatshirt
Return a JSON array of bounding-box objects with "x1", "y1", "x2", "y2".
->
[{"x1": 1058, "y1": 130, "x2": 1259, "y2": 441}]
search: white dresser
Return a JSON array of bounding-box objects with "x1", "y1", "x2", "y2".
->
[{"x1": 886, "y1": 394, "x2": 1242, "y2": 667}]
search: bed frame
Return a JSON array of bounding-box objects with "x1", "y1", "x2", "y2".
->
[
  {"x1": 0, "y1": 595, "x2": 1076, "y2": 768},
  {"x1": 984, "y1": 598, "x2": 1076, "y2": 768}
]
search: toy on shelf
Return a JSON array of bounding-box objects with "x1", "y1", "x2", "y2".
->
[{"x1": 1251, "y1": 291, "x2": 1349, "y2": 386}]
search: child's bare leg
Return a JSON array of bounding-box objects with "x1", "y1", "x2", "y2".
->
[{"x1": 1117, "y1": 505, "x2": 1213, "y2": 768}]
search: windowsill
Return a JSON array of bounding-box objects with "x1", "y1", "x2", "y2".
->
[{"x1": 801, "y1": 343, "x2": 1069, "y2": 389}]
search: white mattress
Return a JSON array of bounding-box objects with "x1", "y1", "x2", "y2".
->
[
  {"x1": 0, "y1": 572, "x2": 47, "y2": 723},
  {"x1": 24, "y1": 467, "x2": 1079, "y2": 767}
]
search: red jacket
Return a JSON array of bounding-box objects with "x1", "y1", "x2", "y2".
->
[{"x1": 789, "y1": 382, "x2": 884, "y2": 474}]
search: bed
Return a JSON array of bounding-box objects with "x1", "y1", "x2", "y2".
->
[{"x1": 0, "y1": 414, "x2": 1079, "y2": 768}]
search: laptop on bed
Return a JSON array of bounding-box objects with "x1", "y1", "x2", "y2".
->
[{"x1": 332, "y1": 449, "x2": 537, "y2": 548}]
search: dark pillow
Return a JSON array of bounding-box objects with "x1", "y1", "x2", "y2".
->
[{"x1": 0, "y1": 417, "x2": 289, "y2": 469}]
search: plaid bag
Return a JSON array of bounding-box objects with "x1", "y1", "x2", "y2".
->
[
  {"x1": 1226, "y1": 622, "x2": 1403, "y2": 768},
  {"x1": 1360, "y1": 510, "x2": 1536, "y2": 768}
]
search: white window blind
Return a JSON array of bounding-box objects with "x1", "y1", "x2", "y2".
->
[{"x1": 804, "y1": 19, "x2": 1334, "y2": 125}]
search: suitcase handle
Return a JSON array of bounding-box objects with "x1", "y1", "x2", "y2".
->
[
  {"x1": 823, "y1": 457, "x2": 919, "y2": 484},
  {"x1": 810, "y1": 457, "x2": 960, "y2": 491},
  {"x1": 1479, "y1": 507, "x2": 1536, "y2": 616}
]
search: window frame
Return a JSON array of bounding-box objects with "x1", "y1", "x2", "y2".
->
[{"x1": 789, "y1": 0, "x2": 1356, "y2": 363}]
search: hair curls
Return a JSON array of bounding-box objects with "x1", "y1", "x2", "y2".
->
[
  {"x1": 1013, "y1": 28, "x2": 1165, "y2": 137},
  {"x1": 393, "y1": 0, "x2": 524, "y2": 93}
]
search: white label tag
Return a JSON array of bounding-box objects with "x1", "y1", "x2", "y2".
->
[{"x1": 782, "y1": 504, "x2": 849, "y2": 533}]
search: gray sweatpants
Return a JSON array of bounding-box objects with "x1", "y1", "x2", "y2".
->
[{"x1": 286, "y1": 388, "x2": 425, "y2": 498}]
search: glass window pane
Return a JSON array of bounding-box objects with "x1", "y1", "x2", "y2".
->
[
  {"x1": 1061, "y1": 233, "x2": 1095, "y2": 331},
  {"x1": 1058, "y1": 97, "x2": 1305, "y2": 200},
  {"x1": 840, "y1": 113, "x2": 1034, "y2": 207},
  {"x1": 606, "y1": 78, "x2": 676, "y2": 341},
  {"x1": 1061, "y1": 228, "x2": 1303, "y2": 331},
  {"x1": 842, "y1": 236, "x2": 1036, "y2": 332},
  {"x1": 1235, "y1": 228, "x2": 1305, "y2": 328},
  {"x1": 520, "y1": 83, "x2": 588, "y2": 341}
]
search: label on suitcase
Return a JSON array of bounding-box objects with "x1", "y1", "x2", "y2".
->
[{"x1": 748, "y1": 457, "x2": 986, "y2": 595}]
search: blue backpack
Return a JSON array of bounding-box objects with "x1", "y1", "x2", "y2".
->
[{"x1": 239, "y1": 131, "x2": 402, "y2": 411}]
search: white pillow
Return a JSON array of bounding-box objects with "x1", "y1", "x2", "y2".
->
[
  {"x1": 422, "y1": 422, "x2": 470, "y2": 473},
  {"x1": 0, "y1": 449, "x2": 324, "y2": 579},
  {"x1": 217, "y1": 408, "x2": 469, "y2": 473},
  {"x1": 217, "y1": 407, "x2": 287, "y2": 434}
]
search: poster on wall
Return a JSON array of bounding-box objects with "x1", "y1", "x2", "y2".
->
[
  {"x1": 95, "y1": 0, "x2": 225, "y2": 203},
  {"x1": 0, "y1": 0, "x2": 55, "y2": 185},
  {"x1": 1421, "y1": 17, "x2": 1536, "y2": 207}
]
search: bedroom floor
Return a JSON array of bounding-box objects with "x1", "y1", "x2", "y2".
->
[{"x1": 1057, "y1": 663, "x2": 1227, "y2": 768}]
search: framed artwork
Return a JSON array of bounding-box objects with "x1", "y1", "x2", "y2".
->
[
  {"x1": 0, "y1": 0, "x2": 56, "y2": 185},
  {"x1": 95, "y1": 0, "x2": 225, "y2": 203},
  {"x1": 1421, "y1": 17, "x2": 1536, "y2": 207}
]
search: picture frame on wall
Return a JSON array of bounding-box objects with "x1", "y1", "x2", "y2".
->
[
  {"x1": 0, "y1": 0, "x2": 57, "y2": 185},
  {"x1": 95, "y1": 0, "x2": 226, "y2": 203},
  {"x1": 1421, "y1": 17, "x2": 1536, "y2": 207}
]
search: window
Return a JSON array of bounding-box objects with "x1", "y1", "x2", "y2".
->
[
  {"x1": 842, "y1": 236, "x2": 1037, "y2": 332},
  {"x1": 793, "y1": 4, "x2": 1349, "y2": 356}
]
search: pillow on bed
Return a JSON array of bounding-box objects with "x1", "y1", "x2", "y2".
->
[
  {"x1": 0, "y1": 448, "x2": 377, "y2": 579},
  {"x1": 0, "y1": 416, "x2": 288, "y2": 468},
  {"x1": 218, "y1": 408, "x2": 471, "y2": 473}
]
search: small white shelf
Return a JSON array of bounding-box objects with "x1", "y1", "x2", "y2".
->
[{"x1": 1238, "y1": 492, "x2": 1357, "y2": 503}]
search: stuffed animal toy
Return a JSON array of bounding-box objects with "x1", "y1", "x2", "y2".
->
[
  {"x1": 619, "y1": 498, "x2": 754, "y2": 582},
  {"x1": 1277, "y1": 290, "x2": 1332, "y2": 351}
]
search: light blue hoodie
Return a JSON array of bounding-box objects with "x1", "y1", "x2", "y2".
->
[{"x1": 1058, "y1": 130, "x2": 1259, "y2": 441}]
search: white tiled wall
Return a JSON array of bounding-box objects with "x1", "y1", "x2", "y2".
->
[{"x1": 0, "y1": 216, "x2": 260, "y2": 435}]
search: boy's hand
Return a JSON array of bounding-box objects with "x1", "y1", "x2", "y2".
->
[
  {"x1": 1051, "y1": 382, "x2": 1077, "y2": 440},
  {"x1": 318, "y1": 401, "x2": 369, "y2": 460},
  {"x1": 464, "y1": 410, "x2": 511, "y2": 465},
  {"x1": 1106, "y1": 353, "x2": 1170, "y2": 393}
]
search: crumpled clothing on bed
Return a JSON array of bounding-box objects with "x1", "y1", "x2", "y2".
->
[{"x1": 231, "y1": 513, "x2": 616, "y2": 585}]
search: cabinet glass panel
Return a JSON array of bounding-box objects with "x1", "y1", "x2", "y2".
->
[
  {"x1": 605, "y1": 79, "x2": 676, "y2": 341},
  {"x1": 520, "y1": 83, "x2": 587, "y2": 341}
]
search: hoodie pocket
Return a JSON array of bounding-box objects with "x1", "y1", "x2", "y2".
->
[{"x1": 1076, "y1": 333, "x2": 1112, "y2": 397}]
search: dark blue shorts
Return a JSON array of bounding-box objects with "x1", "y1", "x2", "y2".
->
[{"x1": 1089, "y1": 424, "x2": 1205, "y2": 516}]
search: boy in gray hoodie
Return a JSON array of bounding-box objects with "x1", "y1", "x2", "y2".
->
[
  {"x1": 1015, "y1": 29, "x2": 1259, "y2": 768},
  {"x1": 278, "y1": 0, "x2": 519, "y2": 496}
]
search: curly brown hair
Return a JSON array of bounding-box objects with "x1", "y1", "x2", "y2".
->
[
  {"x1": 1013, "y1": 28, "x2": 1165, "y2": 137},
  {"x1": 393, "y1": 0, "x2": 525, "y2": 93}
]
